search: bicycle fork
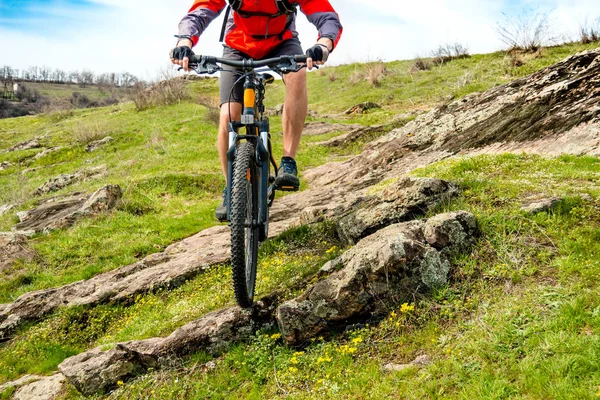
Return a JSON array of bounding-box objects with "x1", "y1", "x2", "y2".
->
[{"x1": 225, "y1": 122, "x2": 272, "y2": 241}]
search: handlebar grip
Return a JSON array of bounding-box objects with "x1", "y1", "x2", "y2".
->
[
  {"x1": 294, "y1": 55, "x2": 308, "y2": 63},
  {"x1": 188, "y1": 55, "x2": 217, "y2": 64}
]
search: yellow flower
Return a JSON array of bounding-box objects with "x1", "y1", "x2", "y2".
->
[
  {"x1": 293, "y1": 351, "x2": 305, "y2": 357},
  {"x1": 390, "y1": 311, "x2": 397, "y2": 318},
  {"x1": 117, "y1": 380, "x2": 124, "y2": 386},
  {"x1": 290, "y1": 357, "x2": 299, "y2": 365},
  {"x1": 289, "y1": 367, "x2": 298, "y2": 373},
  {"x1": 270, "y1": 333, "x2": 281, "y2": 340},
  {"x1": 400, "y1": 303, "x2": 415, "y2": 313},
  {"x1": 351, "y1": 337, "x2": 363, "y2": 344}
]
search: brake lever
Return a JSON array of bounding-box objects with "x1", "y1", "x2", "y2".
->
[{"x1": 178, "y1": 58, "x2": 222, "y2": 75}]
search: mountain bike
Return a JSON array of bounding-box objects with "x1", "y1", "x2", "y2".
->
[{"x1": 188, "y1": 54, "x2": 307, "y2": 308}]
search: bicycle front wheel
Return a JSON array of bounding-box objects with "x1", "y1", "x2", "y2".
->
[{"x1": 230, "y1": 141, "x2": 259, "y2": 308}]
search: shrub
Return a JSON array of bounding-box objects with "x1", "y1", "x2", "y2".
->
[
  {"x1": 365, "y1": 61, "x2": 388, "y2": 87},
  {"x1": 15, "y1": 84, "x2": 40, "y2": 103},
  {"x1": 130, "y1": 77, "x2": 190, "y2": 111},
  {"x1": 197, "y1": 95, "x2": 220, "y2": 125},
  {"x1": 410, "y1": 57, "x2": 433, "y2": 72},
  {"x1": 0, "y1": 99, "x2": 29, "y2": 119},
  {"x1": 69, "y1": 120, "x2": 110, "y2": 145},
  {"x1": 431, "y1": 43, "x2": 470, "y2": 65},
  {"x1": 579, "y1": 17, "x2": 600, "y2": 44},
  {"x1": 496, "y1": 9, "x2": 554, "y2": 52}
]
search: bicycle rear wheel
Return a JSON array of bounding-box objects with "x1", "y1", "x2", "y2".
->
[{"x1": 230, "y1": 141, "x2": 259, "y2": 308}]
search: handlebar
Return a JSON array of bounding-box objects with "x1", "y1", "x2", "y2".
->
[
  {"x1": 187, "y1": 54, "x2": 309, "y2": 74},
  {"x1": 189, "y1": 54, "x2": 307, "y2": 68}
]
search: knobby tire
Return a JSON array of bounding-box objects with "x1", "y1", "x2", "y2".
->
[{"x1": 230, "y1": 141, "x2": 259, "y2": 308}]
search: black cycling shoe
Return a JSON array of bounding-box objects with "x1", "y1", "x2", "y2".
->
[
  {"x1": 274, "y1": 157, "x2": 300, "y2": 192},
  {"x1": 215, "y1": 188, "x2": 228, "y2": 222}
]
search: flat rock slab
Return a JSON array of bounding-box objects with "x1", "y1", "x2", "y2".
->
[
  {"x1": 12, "y1": 374, "x2": 65, "y2": 400},
  {"x1": 34, "y1": 165, "x2": 107, "y2": 196},
  {"x1": 85, "y1": 136, "x2": 113, "y2": 152},
  {"x1": 15, "y1": 185, "x2": 122, "y2": 233},
  {"x1": 0, "y1": 225, "x2": 230, "y2": 341},
  {"x1": 3, "y1": 138, "x2": 42, "y2": 153},
  {"x1": 0, "y1": 161, "x2": 12, "y2": 170},
  {"x1": 521, "y1": 197, "x2": 564, "y2": 214},
  {"x1": 59, "y1": 305, "x2": 270, "y2": 395},
  {"x1": 302, "y1": 122, "x2": 363, "y2": 136},
  {"x1": 0, "y1": 204, "x2": 14, "y2": 216},
  {"x1": 277, "y1": 211, "x2": 477, "y2": 346},
  {"x1": 33, "y1": 147, "x2": 62, "y2": 160}
]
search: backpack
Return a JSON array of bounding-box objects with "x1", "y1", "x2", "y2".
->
[{"x1": 219, "y1": 0, "x2": 298, "y2": 42}]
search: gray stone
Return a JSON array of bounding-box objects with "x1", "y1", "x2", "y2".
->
[
  {"x1": 344, "y1": 102, "x2": 381, "y2": 115},
  {"x1": 277, "y1": 212, "x2": 477, "y2": 345},
  {"x1": 33, "y1": 147, "x2": 62, "y2": 160},
  {"x1": 59, "y1": 306, "x2": 270, "y2": 395},
  {"x1": 0, "y1": 204, "x2": 14, "y2": 216},
  {"x1": 337, "y1": 177, "x2": 459, "y2": 245},
  {"x1": 34, "y1": 165, "x2": 107, "y2": 196},
  {"x1": 85, "y1": 136, "x2": 113, "y2": 152},
  {"x1": 0, "y1": 375, "x2": 42, "y2": 392},
  {"x1": 0, "y1": 161, "x2": 12, "y2": 170},
  {"x1": 383, "y1": 354, "x2": 431, "y2": 372},
  {"x1": 15, "y1": 185, "x2": 122, "y2": 233},
  {"x1": 4, "y1": 138, "x2": 42, "y2": 153},
  {"x1": 13, "y1": 373, "x2": 65, "y2": 400},
  {"x1": 521, "y1": 197, "x2": 564, "y2": 214}
]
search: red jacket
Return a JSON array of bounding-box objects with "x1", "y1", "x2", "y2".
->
[{"x1": 178, "y1": 0, "x2": 343, "y2": 59}]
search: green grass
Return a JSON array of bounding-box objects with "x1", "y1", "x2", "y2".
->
[
  {"x1": 63, "y1": 153, "x2": 600, "y2": 400},
  {"x1": 25, "y1": 82, "x2": 118, "y2": 101},
  {"x1": 0, "y1": 223, "x2": 342, "y2": 384},
  {"x1": 1, "y1": 42, "x2": 599, "y2": 396}
]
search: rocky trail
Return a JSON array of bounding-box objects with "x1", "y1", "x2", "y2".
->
[{"x1": 1, "y1": 48, "x2": 600, "y2": 398}]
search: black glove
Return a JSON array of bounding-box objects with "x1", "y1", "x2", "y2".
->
[
  {"x1": 305, "y1": 44, "x2": 329, "y2": 63},
  {"x1": 170, "y1": 46, "x2": 195, "y2": 61}
]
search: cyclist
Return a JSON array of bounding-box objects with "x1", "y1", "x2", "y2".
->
[{"x1": 170, "y1": 0, "x2": 343, "y2": 221}]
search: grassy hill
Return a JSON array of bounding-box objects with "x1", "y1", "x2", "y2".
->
[{"x1": 1, "y1": 41, "x2": 599, "y2": 399}]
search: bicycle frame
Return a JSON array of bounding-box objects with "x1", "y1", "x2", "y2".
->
[{"x1": 224, "y1": 73, "x2": 276, "y2": 240}]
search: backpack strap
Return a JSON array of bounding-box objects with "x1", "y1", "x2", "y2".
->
[
  {"x1": 219, "y1": 5, "x2": 231, "y2": 43},
  {"x1": 275, "y1": 0, "x2": 296, "y2": 14}
]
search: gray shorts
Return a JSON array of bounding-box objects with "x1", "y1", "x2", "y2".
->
[{"x1": 219, "y1": 38, "x2": 303, "y2": 106}]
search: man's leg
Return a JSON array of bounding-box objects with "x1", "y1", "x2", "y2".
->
[
  {"x1": 281, "y1": 69, "x2": 308, "y2": 158},
  {"x1": 218, "y1": 102, "x2": 242, "y2": 178}
]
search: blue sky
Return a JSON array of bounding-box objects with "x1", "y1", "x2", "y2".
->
[
  {"x1": 0, "y1": 0, "x2": 108, "y2": 32},
  {"x1": 0, "y1": 0, "x2": 599, "y2": 78}
]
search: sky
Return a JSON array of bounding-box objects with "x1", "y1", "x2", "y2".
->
[{"x1": 1, "y1": 0, "x2": 600, "y2": 80}]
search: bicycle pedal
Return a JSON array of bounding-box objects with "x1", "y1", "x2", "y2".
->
[{"x1": 277, "y1": 185, "x2": 299, "y2": 192}]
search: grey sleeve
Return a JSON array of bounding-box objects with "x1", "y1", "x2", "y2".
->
[
  {"x1": 304, "y1": 10, "x2": 343, "y2": 48},
  {"x1": 178, "y1": 7, "x2": 223, "y2": 40}
]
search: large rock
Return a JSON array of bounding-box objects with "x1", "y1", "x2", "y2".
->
[
  {"x1": 337, "y1": 177, "x2": 458, "y2": 244},
  {"x1": 0, "y1": 225, "x2": 230, "y2": 341},
  {"x1": 59, "y1": 305, "x2": 272, "y2": 395},
  {"x1": 34, "y1": 165, "x2": 107, "y2": 196},
  {"x1": 15, "y1": 184, "x2": 122, "y2": 233},
  {"x1": 277, "y1": 211, "x2": 477, "y2": 345}
]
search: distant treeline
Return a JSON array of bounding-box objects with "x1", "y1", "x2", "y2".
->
[{"x1": 0, "y1": 65, "x2": 142, "y2": 89}]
